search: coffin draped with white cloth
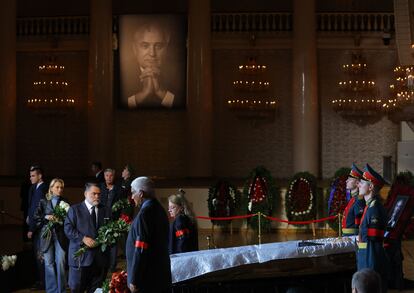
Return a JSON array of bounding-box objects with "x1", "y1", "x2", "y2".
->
[{"x1": 170, "y1": 236, "x2": 357, "y2": 292}]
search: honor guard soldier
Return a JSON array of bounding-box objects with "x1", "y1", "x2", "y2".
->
[
  {"x1": 342, "y1": 163, "x2": 366, "y2": 236},
  {"x1": 357, "y1": 164, "x2": 388, "y2": 291}
]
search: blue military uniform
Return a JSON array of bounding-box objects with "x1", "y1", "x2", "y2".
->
[
  {"x1": 169, "y1": 214, "x2": 198, "y2": 254},
  {"x1": 357, "y1": 164, "x2": 389, "y2": 289},
  {"x1": 342, "y1": 164, "x2": 365, "y2": 236},
  {"x1": 126, "y1": 198, "x2": 171, "y2": 293}
]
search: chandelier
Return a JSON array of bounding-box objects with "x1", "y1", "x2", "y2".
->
[
  {"x1": 227, "y1": 57, "x2": 277, "y2": 120},
  {"x1": 26, "y1": 56, "x2": 76, "y2": 112},
  {"x1": 331, "y1": 53, "x2": 390, "y2": 125},
  {"x1": 388, "y1": 66, "x2": 414, "y2": 109}
]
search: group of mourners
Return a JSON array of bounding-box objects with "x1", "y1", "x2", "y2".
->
[
  {"x1": 342, "y1": 163, "x2": 408, "y2": 292},
  {"x1": 24, "y1": 164, "x2": 198, "y2": 293}
]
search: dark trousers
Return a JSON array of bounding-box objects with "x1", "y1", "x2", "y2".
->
[
  {"x1": 69, "y1": 259, "x2": 108, "y2": 293},
  {"x1": 32, "y1": 232, "x2": 45, "y2": 287},
  {"x1": 109, "y1": 245, "x2": 117, "y2": 272}
]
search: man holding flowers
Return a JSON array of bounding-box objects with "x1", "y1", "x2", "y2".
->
[{"x1": 64, "y1": 182, "x2": 109, "y2": 293}]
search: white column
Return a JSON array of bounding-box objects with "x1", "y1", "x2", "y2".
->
[
  {"x1": 0, "y1": 0, "x2": 16, "y2": 175},
  {"x1": 87, "y1": 0, "x2": 114, "y2": 168},
  {"x1": 292, "y1": 0, "x2": 319, "y2": 175},
  {"x1": 187, "y1": 0, "x2": 213, "y2": 177}
]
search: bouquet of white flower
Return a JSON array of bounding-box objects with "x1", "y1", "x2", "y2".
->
[
  {"x1": 42, "y1": 200, "x2": 70, "y2": 240},
  {"x1": 1, "y1": 255, "x2": 17, "y2": 271}
]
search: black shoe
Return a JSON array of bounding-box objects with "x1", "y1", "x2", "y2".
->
[{"x1": 30, "y1": 281, "x2": 44, "y2": 291}]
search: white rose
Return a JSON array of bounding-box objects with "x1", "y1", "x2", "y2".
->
[
  {"x1": 2, "y1": 261, "x2": 9, "y2": 271},
  {"x1": 60, "y1": 201, "x2": 70, "y2": 212}
]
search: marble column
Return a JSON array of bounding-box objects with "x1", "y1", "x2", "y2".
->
[
  {"x1": 187, "y1": 0, "x2": 213, "y2": 177},
  {"x1": 87, "y1": 0, "x2": 114, "y2": 170},
  {"x1": 291, "y1": 0, "x2": 319, "y2": 175},
  {"x1": 0, "y1": 0, "x2": 16, "y2": 175}
]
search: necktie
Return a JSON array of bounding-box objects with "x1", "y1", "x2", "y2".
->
[{"x1": 91, "y1": 206, "x2": 97, "y2": 229}]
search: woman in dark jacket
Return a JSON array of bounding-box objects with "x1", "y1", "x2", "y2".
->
[
  {"x1": 33, "y1": 178, "x2": 69, "y2": 293},
  {"x1": 168, "y1": 190, "x2": 198, "y2": 254}
]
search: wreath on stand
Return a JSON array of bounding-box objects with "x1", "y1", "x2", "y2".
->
[
  {"x1": 242, "y1": 166, "x2": 278, "y2": 231},
  {"x1": 326, "y1": 167, "x2": 351, "y2": 232},
  {"x1": 207, "y1": 180, "x2": 241, "y2": 226},
  {"x1": 286, "y1": 172, "x2": 317, "y2": 223}
]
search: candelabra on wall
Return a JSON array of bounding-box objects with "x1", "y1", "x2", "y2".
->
[
  {"x1": 331, "y1": 53, "x2": 391, "y2": 125},
  {"x1": 227, "y1": 56, "x2": 278, "y2": 121},
  {"x1": 26, "y1": 56, "x2": 76, "y2": 114}
]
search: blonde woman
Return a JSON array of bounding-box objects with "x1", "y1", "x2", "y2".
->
[
  {"x1": 33, "y1": 178, "x2": 69, "y2": 293},
  {"x1": 168, "y1": 190, "x2": 198, "y2": 254}
]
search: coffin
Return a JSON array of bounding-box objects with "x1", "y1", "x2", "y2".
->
[{"x1": 171, "y1": 237, "x2": 357, "y2": 287}]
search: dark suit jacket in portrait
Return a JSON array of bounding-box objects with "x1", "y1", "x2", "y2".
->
[
  {"x1": 33, "y1": 197, "x2": 69, "y2": 253},
  {"x1": 64, "y1": 202, "x2": 108, "y2": 268}
]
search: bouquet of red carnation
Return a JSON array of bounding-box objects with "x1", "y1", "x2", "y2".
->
[{"x1": 110, "y1": 271, "x2": 128, "y2": 293}]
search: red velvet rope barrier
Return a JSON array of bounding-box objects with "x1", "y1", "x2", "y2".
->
[
  {"x1": 263, "y1": 214, "x2": 338, "y2": 225},
  {"x1": 195, "y1": 213, "x2": 337, "y2": 225},
  {"x1": 195, "y1": 214, "x2": 256, "y2": 220}
]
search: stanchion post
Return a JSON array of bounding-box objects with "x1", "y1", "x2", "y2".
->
[
  {"x1": 206, "y1": 235, "x2": 211, "y2": 249},
  {"x1": 258, "y1": 212, "x2": 262, "y2": 245},
  {"x1": 338, "y1": 213, "x2": 342, "y2": 238}
]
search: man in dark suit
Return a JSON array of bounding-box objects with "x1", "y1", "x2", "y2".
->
[
  {"x1": 100, "y1": 168, "x2": 122, "y2": 272},
  {"x1": 27, "y1": 166, "x2": 48, "y2": 289},
  {"x1": 91, "y1": 162, "x2": 105, "y2": 183},
  {"x1": 126, "y1": 177, "x2": 171, "y2": 293},
  {"x1": 64, "y1": 183, "x2": 109, "y2": 293}
]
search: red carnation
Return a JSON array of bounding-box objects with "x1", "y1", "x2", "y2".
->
[{"x1": 119, "y1": 214, "x2": 132, "y2": 224}]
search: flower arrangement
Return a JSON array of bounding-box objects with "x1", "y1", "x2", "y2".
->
[
  {"x1": 102, "y1": 271, "x2": 128, "y2": 293},
  {"x1": 74, "y1": 216, "x2": 131, "y2": 258},
  {"x1": 42, "y1": 200, "x2": 70, "y2": 239},
  {"x1": 286, "y1": 172, "x2": 317, "y2": 223},
  {"x1": 207, "y1": 180, "x2": 241, "y2": 226},
  {"x1": 242, "y1": 166, "x2": 278, "y2": 231},
  {"x1": 326, "y1": 167, "x2": 351, "y2": 231},
  {"x1": 112, "y1": 198, "x2": 134, "y2": 215},
  {"x1": 1, "y1": 255, "x2": 17, "y2": 271}
]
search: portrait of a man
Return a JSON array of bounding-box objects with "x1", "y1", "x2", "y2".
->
[
  {"x1": 387, "y1": 195, "x2": 409, "y2": 229},
  {"x1": 119, "y1": 15, "x2": 186, "y2": 109}
]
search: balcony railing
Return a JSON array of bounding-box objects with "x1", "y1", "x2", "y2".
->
[
  {"x1": 16, "y1": 12, "x2": 395, "y2": 37},
  {"x1": 17, "y1": 16, "x2": 89, "y2": 36}
]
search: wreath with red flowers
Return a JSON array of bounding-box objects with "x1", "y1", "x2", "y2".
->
[
  {"x1": 242, "y1": 166, "x2": 278, "y2": 231},
  {"x1": 208, "y1": 180, "x2": 241, "y2": 226},
  {"x1": 286, "y1": 172, "x2": 317, "y2": 223},
  {"x1": 326, "y1": 167, "x2": 351, "y2": 231}
]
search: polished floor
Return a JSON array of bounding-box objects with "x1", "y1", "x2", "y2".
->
[{"x1": 3, "y1": 226, "x2": 414, "y2": 292}]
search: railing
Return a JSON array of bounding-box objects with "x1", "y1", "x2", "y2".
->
[
  {"x1": 16, "y1": 16, "x2": 90, "y2": 36},
  {"x1": 16, "y1": 12, "x2": 395, "y2": 37},
  {"x1": 212, "y1": 12, "x2": 394, "y2": 33},
  {"x1": 317, "y1": 13, "x2": 394, "y2": 32},
  {"x1": 212, "y1": 13, "x2": 293, "y2": 32}
]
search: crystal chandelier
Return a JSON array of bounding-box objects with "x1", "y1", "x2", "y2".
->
[
  {"x1": 227, "y1": 57, "x2": 277, "y2": 120},
  {"x1": 26, "y1": 56, "x2": 76, "y2": 112},
  {"x1": 331, "y1": 53, "x2": 389, "y2": 125},
  {"x1": 389, "y1": 66, "x2": 414, "y2": 109}
]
